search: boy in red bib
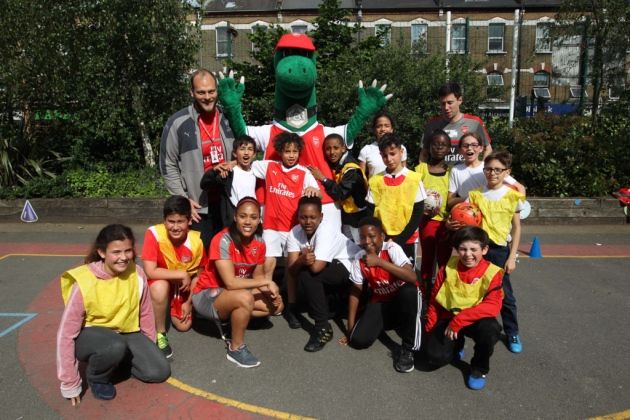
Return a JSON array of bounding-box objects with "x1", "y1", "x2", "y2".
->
[
  {"x1": 425, "y1": 226, "x2": 503, "y2": 390},
  {"x1": 142, "y1": 196, "x2": 207, "y2": 359}
]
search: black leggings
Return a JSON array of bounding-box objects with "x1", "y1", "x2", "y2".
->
[
  {"x1": 424, "y1": 317, "x2": 501, "y2": 375},
  {"x1": 298, "y1": 260, "x2": 349, "y2": 329},
  {"x1": 75, "y1": 327, "x2": 170, "y2": 385},
  {"x1": 349, "y1": 284, "x2": 422, "y2": 351}
]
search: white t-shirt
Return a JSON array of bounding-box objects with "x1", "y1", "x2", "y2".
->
[
  {"x1": 448, "y1": 162, "x2": 517, "y2": 199},
  {"x1": 358, "y1": 142, "x2": 408, "y2": 178},
  {"x1": 229, "y1": 166, "x2": 257, "y2": 206},
  {"x1": 286, "y1": 222, "x2": 361, "y2": 271},
  {"x1": 349, "y1": 241, "x2": 411, "y2": 285}
]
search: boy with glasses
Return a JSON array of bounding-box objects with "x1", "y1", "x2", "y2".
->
[{"x1": 467, "y1": 152, "x2": 525, "y2": 354}]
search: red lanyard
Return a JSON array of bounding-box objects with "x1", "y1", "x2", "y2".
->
[{"x1": 199, "y1": 112, "x2": 219, "y2": 143}]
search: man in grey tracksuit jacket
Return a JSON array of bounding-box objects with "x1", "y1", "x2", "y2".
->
[{"x1": 159, "y1": 70, "x2": 234, "y2": 247}]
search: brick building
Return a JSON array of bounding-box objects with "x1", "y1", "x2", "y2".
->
[{"x1": 194, "y1": 0, "x2": 628, "y2": 114}]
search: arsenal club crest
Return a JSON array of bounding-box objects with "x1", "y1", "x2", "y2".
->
[
  {"x1": 286, "y1": 104, "x2": 308, "y2": 129},
  {"x1": 291, "y1": 174, "x2": 299, "y2": 182},
  {"x1": 461, "y1": 125, "x2": 470, "y2": 134}
]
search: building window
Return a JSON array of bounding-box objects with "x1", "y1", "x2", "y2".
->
[
  {"x1": 488, "y1": 23, "x2": 505, "y2": 53},
  {"x1": 376, "y1": 24, "x2": 391, "y2": 46},
  {"x1": 411, "y1": 24, "x2": 428, "y2": 52},
  {"x1": 291, "y1": 25, "x2": 307, "y2": 34},
  {"x1": 487, "y1": 73, "x2": 504, "y2": 86},
  {"x1": 486, "y1": 73, "x2": 504, "y2": 100},
  {"x1": 570, "y1": 85, "x2": 587, "y2": 99},
  {"x1": 533, "y1": 71, "x2": 550, "y2": 87},
  {"x1": 216, "y1": 27, "x2": 229, "y2": 57},
  {"x1": 535, "y1": 23, "x2": 553, "y2": 53},
  {"x1": 451, "y1": 23, "x2": 467, "y2": 53}
]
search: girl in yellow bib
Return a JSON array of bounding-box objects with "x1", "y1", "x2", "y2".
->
[{"x1": 56, "y1": 224, "x2": 170, "y2": 405}]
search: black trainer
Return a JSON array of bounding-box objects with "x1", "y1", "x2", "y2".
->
[
  {"x1": 395, "y1": 347, "x2": 415, "y2": 373},
  {"x1": 89, "y1": 382, "x2": 116, "y2": 400},
  {"x1": 304, "y1": 325, "x2": 333, "y2": 352},
  {"x1": 284, "y1": 310, "x2": 301, "y2": 329}
]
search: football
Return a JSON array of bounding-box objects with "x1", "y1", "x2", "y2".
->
[
  {"x1": 450, "y1": 202, "x2": 483, "y2": 226},
  {"x1": 424, "y1": 190, "x2": 442, "y2": 212}
]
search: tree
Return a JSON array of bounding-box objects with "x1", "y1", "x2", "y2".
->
[
  {"x1": 0, "y1": 0, "x2": 198, "y2": 188},
  {"x1": 555, "y1": 0, "x2": 630, "y2": 126}
]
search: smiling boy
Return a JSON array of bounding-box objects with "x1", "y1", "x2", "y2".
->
[
  {"x1": 425, "y1": 226, "x2": 504, "y2": 390},
  {"x1": 142, "y1": 195, "x2": 207, "y2": 359},
  {"x1": 309, "y1": 133, "x2": 368, "y2": 242}
]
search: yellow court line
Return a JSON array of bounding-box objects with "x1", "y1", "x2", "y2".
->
[
  {"x1": 167, "y1": 377, "x2": 315, "y2": 420},
  {"x1": 524, "y1": 256, "x2": 630, "y2": 259},
  {"x1": 589, "y1": 409, "x2": 630, "y2": 420}
]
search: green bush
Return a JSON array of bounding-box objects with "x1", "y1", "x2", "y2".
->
[
  {"x1": 487, "y1": 111, "x2": 629, "y2": 197},
  {"x1": 0, "y1": 166, "x2": 168, "y2": 199}
]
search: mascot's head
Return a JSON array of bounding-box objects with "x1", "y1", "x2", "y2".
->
[{"x1": 274, "y1": 34, "x2": 317, "y2": 97}]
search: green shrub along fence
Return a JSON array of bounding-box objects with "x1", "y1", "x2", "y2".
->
[
  {"x1": 0, "y1": 167, "x2": 167, "y2": 199},
  {"x1": 487, "y1": 103, "x2": 630, "y2": 198}
]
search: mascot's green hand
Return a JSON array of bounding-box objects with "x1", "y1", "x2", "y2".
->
[
  {"x1": 218, "y1": 70, "x2": 247, "y2": 137},
  {"x1": 346, "y1": 80, "x2": 393, "y2": 147}
]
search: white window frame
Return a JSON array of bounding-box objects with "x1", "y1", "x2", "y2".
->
[
  {"x1": 375, "y1": 24, "x2": 391, "y2": 46},
  {"x1": 487, "y1": 23, "x2": 505, "y2": 53},
  {"x1": 411, "y1": 23, "x2": 428, "y2": 52},
  {"x1": 570, "y1": 85, "x2": 587, "y2": 99},
  {"x1": 451, "y1": 23, "x2": 467, "y2": 53},
  {"x1": 533, "y1": 88, "x2": 551, "y2": 99},
  {"x1": 533, "y1": 71, "x2": 550, "y2": 87},
  {"x1": 216, "y1": 27, "x2": 229, "y2": 58},
  {"x1": 535, "y1": 23, "x2": 553, "y2": 53},
  {"x1": 291, "y1": 25, "x2": 308, "y2": 34},
  {"x1": 487, "y1": 73, "x2": 504, "y2": 86}
]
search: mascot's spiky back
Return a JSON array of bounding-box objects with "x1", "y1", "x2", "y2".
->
[{"x1": 219, "y1": 33, "x2": 390, "y2": 227}]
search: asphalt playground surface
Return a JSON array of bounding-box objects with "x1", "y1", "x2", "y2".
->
[{"x1": 1, "y1": 222, "x2": 630, "y2": 420}]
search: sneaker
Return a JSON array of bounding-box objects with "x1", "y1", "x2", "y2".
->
[
  {"x1": 453, "y1": 348, "x2": 465, "y2": 362},
  {"x1": 89, "y1": 382, "x2": 116, "y2": 400},
  {"x1": 467, "y1": 372, "x2": 487, "y2": 390},
  {"x1": 304, "y1": 325, "x2": 333, "y2": 352},
  {"x1": 284, "y1": 310, "x2": 301, "y2": 329},
  {"x1": 156, "y1": 332, "x2": 173, "y2": 359},
  {"x1": 395, "y1": 348, "x2": 415, "y2": 373},
  {"x1": 508, "y1": 335, "x2": 522, "y2": 353},
  {"x1": 226, "y1": 343, "x2": 261, "y2": 368}
]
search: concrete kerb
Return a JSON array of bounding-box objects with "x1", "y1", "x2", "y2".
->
[{"x1": 0, "y1": 197, "x2": 627, "y2": 225}]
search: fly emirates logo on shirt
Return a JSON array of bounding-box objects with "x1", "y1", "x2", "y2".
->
[{"x1": 269, "y1": 182, "x2": 296, "y2": 199}]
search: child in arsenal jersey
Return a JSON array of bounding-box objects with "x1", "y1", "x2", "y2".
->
[
  {"x1": 250, "y1": 132, "x2": 321, "y2": 283},
  {"x1": 425, "y1": 226, "x2": 504, "y2": 390},
  {"x1": 142, "y1": 195, "x2": 207, "y2": 359},
  {"x1": 341, "y1": 217, "x2": 422, "y2": 374}
]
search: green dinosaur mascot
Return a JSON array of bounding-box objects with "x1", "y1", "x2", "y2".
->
[{"x1": 218, "y1": 33, "x2": 391, "y2": 227}]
